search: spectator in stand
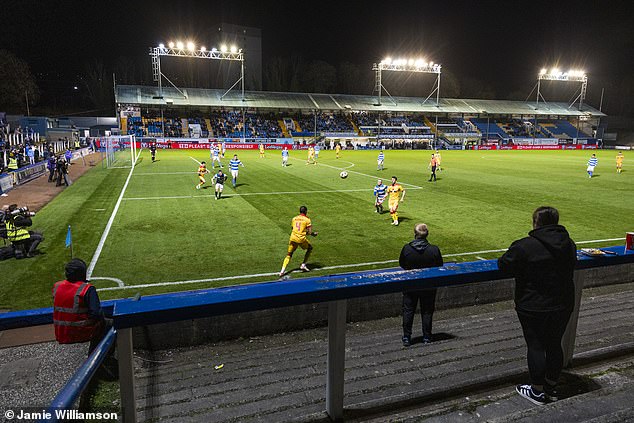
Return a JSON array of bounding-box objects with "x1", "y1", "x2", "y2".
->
[
  {"x1": 25, "y1": 144, "x2": 35, "y2": 165},
  {"x1": 399, "y1": 223, "x2": 443, "y2": 346},
  {"x1": 498, "y1": 206, "x2": 576, "y2": 405}
]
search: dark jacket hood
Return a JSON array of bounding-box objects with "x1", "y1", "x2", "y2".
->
[
  {"x1": 529, "y1": 225, "x2": 573, "y2": 258},
  {"x1": 409, "y1": 238, "x2": 430, "y2": 252}
]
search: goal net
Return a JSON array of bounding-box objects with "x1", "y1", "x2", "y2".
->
[{"x1": 104, "y1": 135, "x2": 137, "y2": 168}]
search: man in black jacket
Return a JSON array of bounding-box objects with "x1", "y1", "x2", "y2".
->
[
  {"x1": 399, "y1": 223, "x2": 443, "y2": 347},
  {"x1": 498, "y1": 206, "x2": 576, "y2": 405}
]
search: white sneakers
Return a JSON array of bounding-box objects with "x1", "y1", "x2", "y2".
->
[{"x1": 300, "y1": 263, "x2": 310, "y2": 272}]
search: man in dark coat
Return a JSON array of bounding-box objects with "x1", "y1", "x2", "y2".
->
[
  {"x1": 498, "y1": 206, "x2": 576, "y2": 405},
  {"x1": 399, "y1": 223, "x2": 443, "y2": 347}
]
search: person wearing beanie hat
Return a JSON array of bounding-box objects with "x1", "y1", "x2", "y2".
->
[{"x1": 53, "y1": 258, "x2": 105, "y2": 353}]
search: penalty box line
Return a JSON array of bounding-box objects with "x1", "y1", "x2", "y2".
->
[{"x1": 95, "y1": 237, "x2": 625, "y2": 292}]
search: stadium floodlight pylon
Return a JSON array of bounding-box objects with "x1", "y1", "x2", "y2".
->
[
  {"x1": 104, "y1": 135, "x2": 137, "y2": 169},
  {"x1": 149, "y1": 41, "x2": 245, "y2": 136},
  {"x1": 535, "y1": 68, "x2": 588, "y2": 111},
  {"x1": 372, "y1": 58, "x2": 442, "y2": 106}
]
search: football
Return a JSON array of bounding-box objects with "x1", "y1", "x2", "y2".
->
[{"x1": 340, "y1": 171, "x2": 348, "y2": 179}]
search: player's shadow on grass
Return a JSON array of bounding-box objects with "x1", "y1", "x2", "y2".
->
[
  {"x1": 233, "y1": 183, "x2": 248, "y2": 188},
  {"x1": 151, "y1": 159, "x2": 161, "y2": 163},
  {"x1": 398, "y1": 217, "x2": 412, "y2": 223},
  {"x1": 590, "y1": 174, "x2": 601, "y2": 178}
]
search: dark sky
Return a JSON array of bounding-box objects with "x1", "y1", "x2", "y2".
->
[{"x1": 2, "y1": 0, "x2": 634, "y2": 100}]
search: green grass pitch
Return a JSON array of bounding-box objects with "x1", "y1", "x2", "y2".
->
[{"x1": 1, "y1": 148, "x2": 632, "y2": 310}]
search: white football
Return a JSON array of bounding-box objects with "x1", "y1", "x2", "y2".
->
[{"x1": 340, "y1": 171, "x2": 348, "y2": 179}]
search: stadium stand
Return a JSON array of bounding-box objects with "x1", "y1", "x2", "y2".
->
[
  {"x1": 469, "y1": 118, "x2": 510, "y2": 139},
  {"x1": 540, "y1": 120, "x2": 589, "y2": 138}
]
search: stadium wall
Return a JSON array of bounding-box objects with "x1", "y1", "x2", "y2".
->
[{"x1": 131, "y1": 262, "x2": 634, "y2": 350}]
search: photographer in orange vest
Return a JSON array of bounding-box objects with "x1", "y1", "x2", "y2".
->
[{"x1": 53, "y1": 258, "x2": 107, "y2": 353}]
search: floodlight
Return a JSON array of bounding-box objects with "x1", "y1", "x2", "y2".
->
[
  {"x1": 408, "y1": 59, "x2": 414, "y2": 65},
  {"x1": 221, "y1": 44, "x2": 228, "y2": 53},
  {"x1": 200, "y1": 46, "x2": 206, "y2": 52},
  {"x1": 158, "y1": 43, "x2": 165, "y2": 49},
  {"x1": 383, "y1": 57, "x2": 392, "y2": 65},
  {"x1": 176, "y1": 41, "x2": 184, "y2": 49},
  {"x1": 540, "y1": 68, "x2": 547, "y2": 75},
  {"x1": 187, "y1": 41, "x2": 195, "y2": 51},
  {"x1": 168, "y1": 41, "x2": 175, "y2": 48},
  {"x1": 415, "y1": 59, "x2": 424, "y2": 67},
  {"x1": 230, "y1": 45, "x2": 237, "y2": 53}
]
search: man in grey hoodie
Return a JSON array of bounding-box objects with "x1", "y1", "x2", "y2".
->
[{"x1": 399, "y1": 223, "x2": 444, "y2": 347}]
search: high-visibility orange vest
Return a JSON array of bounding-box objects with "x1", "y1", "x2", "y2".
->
[{"x1": 52, "y1": 280, "x2": 102, "y2": 344}]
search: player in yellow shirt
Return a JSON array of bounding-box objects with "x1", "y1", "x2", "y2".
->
[
  {"x1": 616, "y1": 151, "x2": 624, "y2": 174},
  {"x1": 435, "y1": 150, "x2": 442, "y2": 171},
  {"x1": 217, "y1": 142, "x2": 224, "y2": 158},
  {"x1": 259, "y1": 143, "x2": 265, "y2": 158},
  {"x1": 195, "y1": 161, "x2": 209, "y2": 190},
  {"x1": 306, "y1": 145, "x2": 316, "y2": 165},
  {"x1": 387, "y1": 176, "x2": 406, "y2": 225},
  {"x1": 335, "y1": 143, "x2": 341, "y2": 159},
  {"x1": 279, "y1": 205, "x2": 318, "y2": 276}
]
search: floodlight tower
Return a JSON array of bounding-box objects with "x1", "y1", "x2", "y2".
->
[
  {"x1": 372, "y1": 57, "x2": 442, "y2": 106},
  {"x1": 150, "y1": 41, "x2": 245, "y2": 135},
  {"x1": 536, "y1": 68, "x2": 588, "y2": 110}
]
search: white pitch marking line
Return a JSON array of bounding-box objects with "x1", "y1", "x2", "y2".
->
[
  {"x1": 91, "y1": 276, "x2": 125, "y2": 287},
  {"x1": 134, "y1": 172, "x2": 198, "y2": 175},
  {"x1": 475, "y1": 256, "x2": 487, "y2": 261},
  {"x1": 290, "y1": 157, "x2": 423, "y2": 189},
  {"x1": 86, "y1": 161, "x2": 137, "y2": 279},
  {"x1": 95, "y1": 237, "x2": 625, "y2": 292},
  {"x1": 122, "y1": 187, "x2": 423, "y2": 201}
]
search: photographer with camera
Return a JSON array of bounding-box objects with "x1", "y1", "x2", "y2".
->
[{"x1": 2, "y1": 204, "x2": 43, "y2": 258}]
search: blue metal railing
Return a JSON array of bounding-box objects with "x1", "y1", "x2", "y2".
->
[
  {"x1": 1, "y1": 245, "x2": 632, "y2": 423},
  {"x1": 40, "y1": 327, "x2": 116, "y2": 423}
]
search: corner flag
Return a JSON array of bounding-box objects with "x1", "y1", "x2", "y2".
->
[{"x1": 65, "y1": 225, "x2": 72, "y2": 248}]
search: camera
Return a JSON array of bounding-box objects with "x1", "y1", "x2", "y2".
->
[{"x1": 10, "y1": 206, "x2": 36, "y2": 217}]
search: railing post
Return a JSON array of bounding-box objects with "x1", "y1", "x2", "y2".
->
[
  {"x1": 326, "y1": 299, "x2": 346, "y2": 421},
  {"x1": 117, "y1": 328, "x2": 137, "y2": 423},
  {"x1": 562, "y1": 270, "x2": 584, "y2": 367}
]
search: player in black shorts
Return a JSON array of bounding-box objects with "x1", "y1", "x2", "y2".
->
[{"x1": 213, "y1": 170, "x2": 227, "y2": 199}]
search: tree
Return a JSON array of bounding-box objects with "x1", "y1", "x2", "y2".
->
[
  {"x1": 0, "y1": 50, "x2": 39, "y2": 113},
  {"x1": 301, "y1": 60, "x2": 336, "y2": 93},
  {"x1": 82, "y1": 60, "x2": 113, "y2": 111}
]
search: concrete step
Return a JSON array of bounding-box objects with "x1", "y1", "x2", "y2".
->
[{"x1": 131, "y1": 284, "x2": 634, "y2": 422}]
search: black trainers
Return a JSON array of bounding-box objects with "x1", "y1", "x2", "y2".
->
[
  {"x1": 516, "y1": 384, "x2": 547, "y2": 405},
  {"x1": 544, "y1": 383, "x2": 559, "y2": 402},
  {"x1": 402, "y1": 336, "x2": 411, "y2": 347}
]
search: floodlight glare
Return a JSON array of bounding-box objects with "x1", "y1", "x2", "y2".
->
[
  {"x1": 408, "y1": 59, "x2": 414, "y2": 65},
  {"x1": 168, "y1": 41, "x2": 175, "y2": 48},
  {"x1": 230, "y1": 45, "x2": 238, "y2": 53},
  {"x1": 200, "y1": 46, "x2": 206, "y2": 52},
  {"x1": 187, "y1": 41, "x2": 195, "y2": 51},
  {"x1": 540, "y1": 68, "x2": 547, "y2": 75},
  {"x1": 211, "y1": 47, "x2": 217, "y2": 52},
  {"x1": 221, "y1": 44, "x2": 228, "y2": 53},
  {"x1": 158, "y1": 43, "x2": 165, "y2": 49},
  {"x1": 176, "y1": 41, "x2": 184, "y2": 49}
]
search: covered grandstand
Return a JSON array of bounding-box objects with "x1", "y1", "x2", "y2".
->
[{"x1": 114, "y1": 85, "x2": 605, "y2": 148}]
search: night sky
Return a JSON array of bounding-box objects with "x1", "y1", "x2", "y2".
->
[{"x1": 2, "y1": 0, "x2": 634, "y2": 106}]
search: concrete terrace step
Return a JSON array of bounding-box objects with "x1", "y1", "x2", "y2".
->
[{"x1": 132, "y1": 284, "x2": 634, "y2": 422}]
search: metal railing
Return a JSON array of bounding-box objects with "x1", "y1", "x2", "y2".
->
[
  {"x1": 41, "y1": 328, "x2": 117, "y2": 423},
  {"x1": 1, "y1": 246, "x2": 632, "y2": 422}
]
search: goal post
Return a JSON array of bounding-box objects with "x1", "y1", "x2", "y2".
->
[{"x1": 104, "y1": 135, "x2": 137, "y2": 168}]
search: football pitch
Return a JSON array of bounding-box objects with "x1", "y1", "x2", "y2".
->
[{"x1": 1, "y1": 148, "x2": 632, "y2": 310}]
